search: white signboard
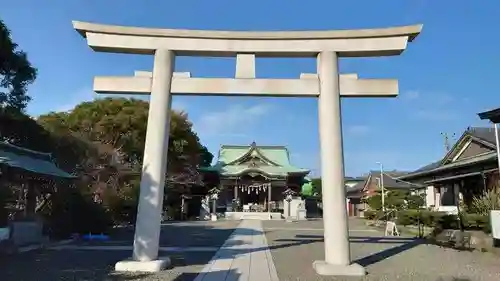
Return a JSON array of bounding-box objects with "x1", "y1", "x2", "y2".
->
[
  {"x1": 0, "y1": 227, "x2": 10, "y2": 241},
  {"x1": 490, "y1": 210, "x2": 500, "y2": 239}
]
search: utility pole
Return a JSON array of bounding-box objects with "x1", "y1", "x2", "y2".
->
[{"x1": 376, "y1": 162, "x2": 385, "y2": 213}]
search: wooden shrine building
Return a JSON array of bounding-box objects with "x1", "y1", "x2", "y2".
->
[{"x1": 200, "y1": 142, "x2": 310, "y2": 217}]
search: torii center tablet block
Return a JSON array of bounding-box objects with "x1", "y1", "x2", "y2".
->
[{"x1": 73, "y1": 20, "x2": 422, "y2": 276}]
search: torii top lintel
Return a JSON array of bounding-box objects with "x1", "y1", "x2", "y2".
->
[{"x1": 72, "y1": 21, "x2": 422, "y2": 57}]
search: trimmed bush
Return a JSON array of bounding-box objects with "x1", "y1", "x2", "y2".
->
[
  {"x1": 41, "y1": 187, "x2": 113, "y2": 239},
  {"x1": 463, "y1": 213, "x2": 491, "y2": 233},
  {"x1": 363, "y1": 210, "x2": 385, "y2": 220},
  {"x1": 363, "y1": 209, "x2": 491, "y2": 233},
  {"x1": 363, "y1": 210, "x2": 376, "y2": 220}
]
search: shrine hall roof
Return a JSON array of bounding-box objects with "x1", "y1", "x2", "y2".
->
[
  {"x1": 200, "y1": 142, "x2": 310, "y2": 176},
  {"x1": 0, "y1": 142, "x2": 75, "y2": 178}
]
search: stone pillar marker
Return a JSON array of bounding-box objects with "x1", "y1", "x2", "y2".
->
[
  {"x1": 115, "y1": 49, "x2": 175, "y2": 272},
  {"x1": 73, "y1": 20, "x2": 422, "y2": 275}
]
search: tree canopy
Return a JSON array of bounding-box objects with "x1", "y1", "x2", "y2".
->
[
  {"x1": 0, "y1": 19, "x2": 37, "y2": 111},
  {"x1": 364, "y1": 190, "x2": 425, "y2": 211},
  {"x1": 311, "y1": 178, "x2": 322, "y2": 196},
  {"x1": 38, "y1": 98, "x2": 213, "y2": 181}
]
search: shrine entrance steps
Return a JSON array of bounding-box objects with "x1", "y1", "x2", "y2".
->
[{"x1": 224, "y1": 212, "x2": 282, "y2": 220}]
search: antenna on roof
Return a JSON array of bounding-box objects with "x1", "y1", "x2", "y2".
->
[{"x1": 440, "y1": 132, "x2": 456, "y2": 152}]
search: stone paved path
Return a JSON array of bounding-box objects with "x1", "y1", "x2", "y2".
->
[{"x1": 194, "y1": 219, "x2": 279, "y2": 281}]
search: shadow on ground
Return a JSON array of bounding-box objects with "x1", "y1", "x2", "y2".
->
[
  {"x1": 0, "y1": 219, "x2": 484, "y2": 281},
  {"x1": 0, "y1": 220, "x2": 252, "y2": 281},
  {"x1": 171, "y1": 269, "x2": 240, "y2": 281},
  {"x1": 271, "y1": 234, "x2": 426, "y2": 267}
]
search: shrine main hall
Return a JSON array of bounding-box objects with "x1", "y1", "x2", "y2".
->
[{"x1": 200, "y1": 142, "x2": 311, "y2": 220}]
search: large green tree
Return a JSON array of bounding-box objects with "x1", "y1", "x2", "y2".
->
[
  {"x1": 0, "y1": 19, "x2": 37, "y2": 111},
  {"x1": 38, "y1": 98, "x2": 213, "y2": 196},
  {"x1": 38, "y1": 98, "x2": 212, "y2": 177},
  {"x1": 38, "y1": 98, "x2": 213, "y2": 217}
]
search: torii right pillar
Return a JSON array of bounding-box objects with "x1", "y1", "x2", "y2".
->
[{"x1": 314, "y1": 51, "x2": 364, "y2": 275}]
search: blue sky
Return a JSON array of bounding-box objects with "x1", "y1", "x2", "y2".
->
[{"x1": 2, "y1": 0, "x2": 500, "y2": 177}]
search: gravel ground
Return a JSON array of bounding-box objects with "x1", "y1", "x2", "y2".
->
[
  {"x1": 0, "y1": 220, "x2": 239, "y2": 281},
  {"x1": 4, "y1": 219, "x2": 499, "y2": 281},
  {"x1": 103, "y1": 220, "x2": 240, "y2": 247},
  {"x1": 264, "y1": 219, "x2": 500, "y2": 281}
]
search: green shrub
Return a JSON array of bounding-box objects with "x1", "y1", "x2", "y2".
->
[
  {"x1": 363, "y1": 210, "x2": 385, "y2": 220},
  {"x1": 463, "y1": 213, "x2": 491, "y2": 233},
  {"x1": 388, "y1": 209, "x2": 491, "y2": 234},
  {"x1": 421, "y1": 211, "x2": 447, "y2": 226},
  {"x1": 364, "y1": 194, "x2": 382, "y2": 211},
  {"x1": 364, "y1": 210, "x2": 376, "y2": 220},
  {"x1": 436, "y1": 214, "x2": 459, "y2": 229},
  {"x1": 396, "y1": 209, "x2": 417, "y2": 226},
  {"x1": 41, "y1": 187, "x2": 113, "y2": 239},
  {"x1": 406, "y1": 194, "x2": 426, "y2": 209},
  {"x1": 470, "y1": 189, "x2": 500, "y2": 216},
  {"x1": 363, "y1": 208, "x2": 493, "y2": 233}
]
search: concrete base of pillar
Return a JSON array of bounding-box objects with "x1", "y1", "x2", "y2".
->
[
  {"x1": 211, "y1": 214, "x2": 218, "y2": 221},
  {"x1": 313, "y1": 260, "x2": 366, "y2": 276},
  {"x1": 115, "y1": 257, "x2": 171, "y2": 272}
]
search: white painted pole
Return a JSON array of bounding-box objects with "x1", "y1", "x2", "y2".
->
[
  {"x1": 379, "y1": 162, "x2": 386, "y2": 212},
  {"x1": 314, "y1": 52, "x2": 364, "y2": 276},
  {"x1": 495, "y1": 123, "x2": 500, "y2": 175},
  {"x1": 268, "y1": 184, "x2": 272, "y2": 219},
  {"x1": 132, "y1": 49, "x2": 174, "y2": 262}
]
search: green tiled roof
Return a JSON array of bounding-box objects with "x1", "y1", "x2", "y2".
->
[
  {"x1": 0, "y1": 142, "x2": 75, "y2": 179},
  {"x1": 215, "y1": 165, "x2": 308, "y2": 176},
  {"x1": 202, "y1": 143, "x2": 309, "y2": 177}
]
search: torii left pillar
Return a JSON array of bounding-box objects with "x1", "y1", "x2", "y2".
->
[{"x1": 115, "y1": 49, "x2": 175, "y2": 272}]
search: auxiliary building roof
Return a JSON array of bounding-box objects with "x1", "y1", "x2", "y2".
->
[{"x1": 0, "y1": 142, "x2": 75, "y2": 179}]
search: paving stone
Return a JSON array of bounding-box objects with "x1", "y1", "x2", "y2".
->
[{"x1": 195, "y1": 220, "x2": 278, "y2": 281}]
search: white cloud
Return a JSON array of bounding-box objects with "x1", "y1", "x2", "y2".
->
[
  {"x1": 196, "y1": 103, "x2": 273, "y2": 137},
  {"x1": 434, "y1": 93, "x2": 454, "y2": 104},
  {"x1": 413, "y1": 109, "x2": 456, "y2": 121},
  {"x1": 344, "y1": 150, "x2": 403, "y2": 176},
  {"x1": 171, "y1": 100, "x2": 188, "y2": 112},
  {"x1": 404, "y1": 90, "x2": 420, "y2": 100},
  {"x1": 290, "y1": 152, "x2": 321, "y2": 177},
  {"x1": 346, "y1": 125, "x2": 370, "y2": 136}
]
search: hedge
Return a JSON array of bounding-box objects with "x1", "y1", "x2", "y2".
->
[{"x1": 364, "y1": 209, "x2": 491, "y2": 233}]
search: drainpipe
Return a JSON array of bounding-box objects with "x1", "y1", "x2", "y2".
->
[
  {"x1": 455, "y1": 182, "x2": 464, "y2": 233},
  {"x1": 495, "y1": 124, "x2": 500, "y2": 177}
]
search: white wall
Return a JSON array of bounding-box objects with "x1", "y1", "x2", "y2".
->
[{"x1": 426, "y1": 185, "x2": 435, "y2": 208}]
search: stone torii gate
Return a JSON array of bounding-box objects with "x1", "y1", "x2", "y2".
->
[{"x1": 73, "y1": 21, "x2": 422, "y2": 276}]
